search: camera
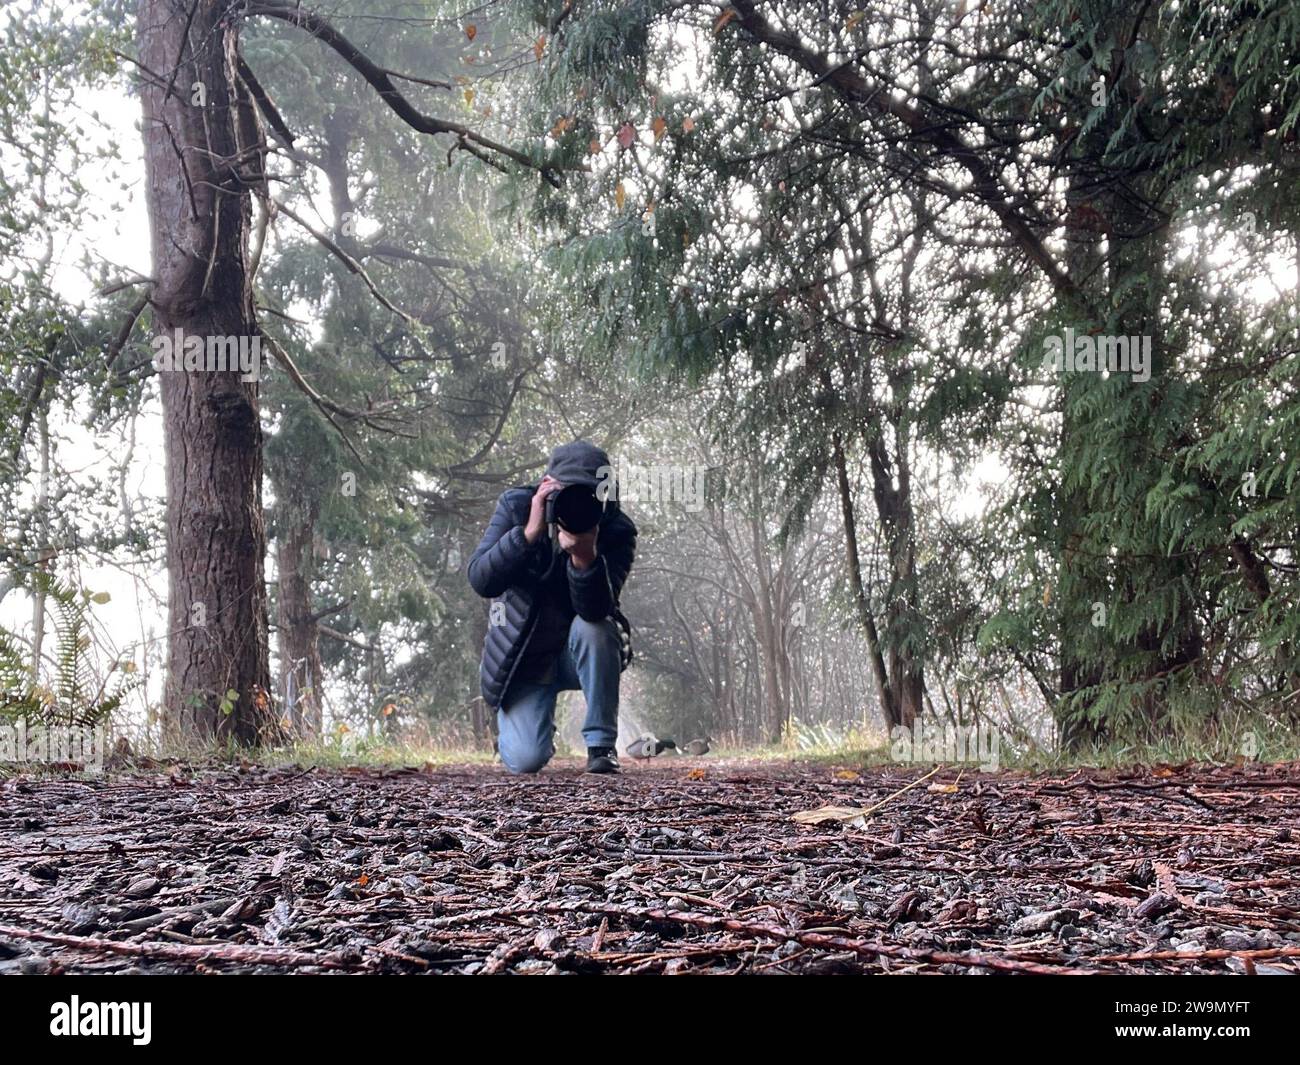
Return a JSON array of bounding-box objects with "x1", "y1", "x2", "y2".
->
[{"x1": 545, "y1": 483, "x2": 604, "y2": 534}]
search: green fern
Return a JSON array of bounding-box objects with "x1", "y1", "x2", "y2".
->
[
  {"x1": 0, "y1": 574, "x2": 140, "y2": 729},
  {"x1": 0, "y1": 628, "x2": 43, "y2": 720}
]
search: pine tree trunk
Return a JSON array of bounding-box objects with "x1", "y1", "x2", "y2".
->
[
  {"x1": 1055, "y1": 155, "x2": 1107, "y2": 751},
  {"x1": 139, "y1": 0, "x2": 276, "y2": 745}
]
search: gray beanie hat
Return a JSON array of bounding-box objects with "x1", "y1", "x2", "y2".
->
[{"x1": 544, "y1": 440, "x2": 611, "y2": 488}]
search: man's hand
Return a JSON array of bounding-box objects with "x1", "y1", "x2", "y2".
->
[
  {"x1": 558, "y1": 526, "x2": 599, "y2": 570},
  {"x1": 523, "y1": 476, "x2": 562, "y2": 544}
]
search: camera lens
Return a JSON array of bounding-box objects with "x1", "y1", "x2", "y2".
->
[{"x1": 551, "y1": 484, "x2": 603, "y2": 533}]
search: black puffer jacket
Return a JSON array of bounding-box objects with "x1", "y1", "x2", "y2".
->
[{"x1": 467, "y1": 486, "x2": 637, "y2": 709}]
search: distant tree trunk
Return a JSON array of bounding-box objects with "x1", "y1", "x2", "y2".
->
[
  {"x1": 864, "y1": 426, "x2": 925, "y2": 729},
  {"x1": 470, "y1": 605, "x2": 490, "y2": 747},
  {"x1": 470, "y1": 697, "x2": 490, "y2": 749},
  {"x1": 773, "y1": 544, "x2": 801, "y2": 732},
  {"x1": 831, "y1": 430, "x2": 896, "y2": 728},
  {"x1": 1056, "y1": 166, "x2": 1106, "y2": 750},
  {"x1": 719, "y1": 606, "x2": 737, "y2": 740},
  {"x1": 1056, "y1": 171, "x2": 1187, "y2": 748},
  {"x1": 29, "y1": 412, "x2": 50, "y2": 685},
  {"x1": 739, "y1": 647, "x2": 756, "y2": 746},
  {"x1": 747, "y1": 509, "x2": 788, "y2": 744},
  {"x1": 365, "y1": 626, "x2": 386, "y2": 735},
  {"x1": 841, "y1": 220, "x2": 927, "y2": 731},
  {"x1": 139, "y1": 0, "x2": 276, "y2": 745},
  {"x1": 276, "y1": 493, "x2": 323, "y2": 738}
]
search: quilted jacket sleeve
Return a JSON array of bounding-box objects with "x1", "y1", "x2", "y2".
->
[
  {"x1": 467, "y1": 492, "x2": 547, "y2": 599},
  {"x1": 567, "y1": 514, "x2": 637, "y2": 622}
]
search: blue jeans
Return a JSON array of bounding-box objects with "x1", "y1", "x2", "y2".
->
[{"x1": 497, "y1": 616, "x2": 621, "y2": 773}]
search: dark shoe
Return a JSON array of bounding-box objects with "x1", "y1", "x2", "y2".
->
[{"x1": 586, "y1": 746, "x2": 620, "y2": 774}]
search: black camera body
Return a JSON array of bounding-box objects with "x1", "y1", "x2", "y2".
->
[{"x1": 545, "y1": 483, "x2": 605, "y2": 534}]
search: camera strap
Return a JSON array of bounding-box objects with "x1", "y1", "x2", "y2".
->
[{"x1": 540, "y1": 523, "x2": 563, "y2": 580}]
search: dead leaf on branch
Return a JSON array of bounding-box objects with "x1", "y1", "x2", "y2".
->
[
  {"x1": 790, "y1": 805, "x2": 869, "y2": 829},
  {"x1": 792, "y1": 766, "x2": 945, "y2": 829}
]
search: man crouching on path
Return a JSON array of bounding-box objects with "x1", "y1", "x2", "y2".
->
[{"x1": 467, "y1": 441, "x2": 636, "y2": 774}]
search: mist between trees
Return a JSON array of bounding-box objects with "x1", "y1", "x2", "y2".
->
[{"x1": 0, "y1": 0, "x2": 1297, "y2": 760}]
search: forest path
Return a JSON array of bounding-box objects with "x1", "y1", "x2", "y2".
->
[{"x1": 2, "y1": 758, "x2": 1298, "y2": 973}]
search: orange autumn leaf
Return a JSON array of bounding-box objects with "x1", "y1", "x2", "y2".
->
[
  {"x1": 465, "y1": 24, "x2": 477, "y2": 41},
  {"x1": 682, "y1": 115, "x2": 696, "y2": 133},
  {"x1": 534, "y1": 35, "x2": 546, "y2": 61},
  {"x1": 357, "y1": 873, "x2": 369, "y2": 886},
  {"x1": 550, "y1": 115, "x2": 571, "y2": 137},
  {"x1": 615, "y1": 181, "x2": 626, "y2": 210},
  {"x1": 381, "y1": 702, "x2": 396, "y2": 718},
  {"x1": 588, "y1": 137, "x2": 601, "y2": 155},
  {"x1": 833, "y1": 769, "x2": 860, "y2": 781},
  {"x1": 652, "y1": 116, "x2": 667, "y2": 141},
  {"x1": 686, "y1": 767, "x2": 706, "y2": 780},
  {"x1": 714, "y1": 8, "x2": 737, "y2": 34}
]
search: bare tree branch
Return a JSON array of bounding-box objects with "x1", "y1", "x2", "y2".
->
[
  {"x1": 245, "y1": 3, "x2": 567, "y2": 187},
  {"x1": 727, "y1": 0, "x2": 1076, "y2": 298}
]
